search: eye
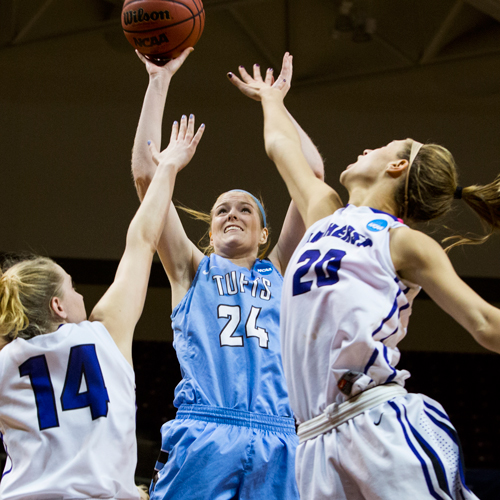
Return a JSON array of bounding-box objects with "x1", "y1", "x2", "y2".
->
[
  {"x1": 217, "y1": 207, "x2": 227, "y2": 215},
  {"x1": 242, "y1": 207, "x2": 251, "y2": 213}
]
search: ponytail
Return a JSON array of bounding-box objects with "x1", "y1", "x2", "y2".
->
[
  {"x1": 0, "y1": 272, "x2": 29, "y2": 339},
  {"x1": 0, "y1": 257, "x2": 63, "y2": 343},
  {"x1": 444, "y1": 175, "x2": 500, "y2": 250}
]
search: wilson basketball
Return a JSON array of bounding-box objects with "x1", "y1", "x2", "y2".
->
[{"x1": 122, "y1": 0, "x2": 205, "y2": 63}]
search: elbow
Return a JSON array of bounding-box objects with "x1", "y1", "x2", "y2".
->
[{"x1": 126, "y1": 220, "x2": 158, "y2": 256}]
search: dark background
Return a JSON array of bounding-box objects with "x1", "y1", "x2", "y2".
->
[{"x1": 1, "y1": 0, "x2": 500, "y2": 497}]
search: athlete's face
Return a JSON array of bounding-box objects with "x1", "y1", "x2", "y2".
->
[
  {"x1": 340, "y1": 139, "x2": 410, "y2": 189},
  {"x1": 210, "y1": 192, "x2": 268, "y2": 259},
  {"x1": 53, "y1": 265, "x2": 87, "y2": 324}
]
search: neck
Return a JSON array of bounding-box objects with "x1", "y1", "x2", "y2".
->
[
  {"x1": 347, "y1": 184, "x2": 399, "y2": 217},
  {"x1": 216, "y1": 250, "x2": 259, "y2": 270}
]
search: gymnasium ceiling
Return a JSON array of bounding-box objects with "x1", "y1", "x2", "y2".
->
[
  {"x1": 1, "y1": 0, "x2": 500, "y2": 85},
  {"x1": 1, "y1": 0, "x2": 500, "y2": 280}
]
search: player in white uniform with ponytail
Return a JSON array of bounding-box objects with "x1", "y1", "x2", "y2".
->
[
  {"x1": 230, "y1": 62, "x2": 500, "y2": 499},
  {"x1": 0, "y1": 115, "x2": 204, "y2": 500}
]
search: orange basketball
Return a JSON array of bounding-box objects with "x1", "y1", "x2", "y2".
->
[{"x1": 122, "y1": 0, "x2": 205, "y2": 63}]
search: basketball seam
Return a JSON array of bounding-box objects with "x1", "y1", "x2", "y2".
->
[{"x1": 122, "y1": 9, "x2": 204, "y2": 35}]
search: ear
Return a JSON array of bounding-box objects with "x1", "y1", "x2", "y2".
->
[
  {"x1": 209, "y1": 231, "x2": 213, "y2": 247},
  {"x1": 50, "y1": 296, "x2": 67, "y2": 320},
  {"x1": 387, "y1": 159, "x2": 409, "y2": 179},
  {"x1": 259, "y1": 227, "x2": 269, "y2": 245}
]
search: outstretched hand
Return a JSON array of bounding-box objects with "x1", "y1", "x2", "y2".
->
[
  {"x1": 149, "y1": 114, "x2": 205, "y2": 173},
  {"x1": 136, "y1": 47, "x2": 194, "y2": 78},
  {"x1": 227, "y1": 52, "x2": 292, "y2": 101}
]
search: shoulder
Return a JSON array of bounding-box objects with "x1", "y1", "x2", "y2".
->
[{"x1": 390, "y1": 226, "x2": 446, "y2": 279}]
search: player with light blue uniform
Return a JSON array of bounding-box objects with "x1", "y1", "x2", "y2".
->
[
  {"x1": 131, "y1": 50, "x2": 323, "y2": 499},
  {"x1": 238, "y1": 65, "x2": 500, "y2": 499}
]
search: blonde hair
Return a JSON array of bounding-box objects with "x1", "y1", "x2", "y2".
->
[
  {"x1": 0, "y1": 257, "x2": 64, "y2": 343},
  {"x1": 396, "y1": 142, "x2": 500, "y2": 250},
  {"x1": 178, "y1": 193, "x2": 272, "y2": 259}
]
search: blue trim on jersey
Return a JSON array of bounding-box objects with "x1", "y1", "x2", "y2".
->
[
  {"x1": 369, "y1": 207, "x2": 400, "y2": 222},
  {"x1": 382, "y1": 345, "x2": 397, "y2": 383},
  {"x1": 380, "y1": 325, "x2": 399, "y2": 343},
  {"x1": 394, "y1": 276, "x2": 411, "y2": 294},
  {"x1": 363, "y1": 349, "x2": 379, "y2": 374},
  {"x1": 371, "y1": 289, "x2": 402, "y2": 337},
  {"x1": 0, "y1": 432, "x2": 12, "y2": 479},
  {"x1": 389, "y1": 401, "x2": 446, "y2": 500}
]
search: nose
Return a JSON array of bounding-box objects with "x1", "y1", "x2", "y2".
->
[
  {"x1": 363, "y1": 149, "x2": 372, "y2": 155},
  {"x1": 226, "y1": 207, "x2": 238, "y2": 220}
]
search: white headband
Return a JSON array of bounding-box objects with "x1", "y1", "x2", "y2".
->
[{"x1": 404, "y1": 140, "x2": 423, "y2": 219}]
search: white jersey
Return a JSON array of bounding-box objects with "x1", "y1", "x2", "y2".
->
[
  {"x1": 281, "y1": 205, "x2": 420, "y2": 424},
  {"x1": 0, "y1": 321, "x2": 140, "y2": 500}
]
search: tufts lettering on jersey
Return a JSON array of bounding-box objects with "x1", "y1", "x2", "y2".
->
[
  {"x1": 307, "y1": 223, "x2": 373, "y2": 247},
  {"x1": 366, "y1": 219, "x2": 388, "y2": 232},
  {"x1": 212, "y1": 271, "x2": 272, "y2": 300}
]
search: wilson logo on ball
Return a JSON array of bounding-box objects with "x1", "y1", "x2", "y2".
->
[{"x1": 123, "y1": 9, "x2": 171, "y2": 26}]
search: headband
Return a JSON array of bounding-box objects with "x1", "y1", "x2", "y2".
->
[
  {"x1": 403, "y1": 140, "x2": 423, "y2": 220},
  {"x1": 228, "y1": 190, "x2": 267, "y2": 228}
]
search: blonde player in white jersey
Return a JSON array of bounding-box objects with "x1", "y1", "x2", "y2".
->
[
  {"x1": 228, "y1": 62, "x2": 500, "y2": 499},
  {"x1": 0, "y1": 116, "x2": 204, "y2": 500}
]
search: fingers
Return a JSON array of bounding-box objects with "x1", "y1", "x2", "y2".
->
[
  {"x1": 135, "y1": 50, "x2": 149, "y2": 65},
  {"x1": 226, "y1": 71, "x2": 246, "y2": 89},
  {"x1": 237, "y1": 65, "x2": 253, "y2": 84},
  {"x1": 166, "y1": 47, "x2": 194, "y2": 73},
  {"x1": 265, "y1": 67, "x2": 274, "y2": 86},
  {"x1": 191, "y1": 122, "x2": 206, "y2": 148},
  {"x1": 148, "y1": 140, "x2": 160, "y2": 165},
  {"x1": 169, "y1": 115, "x2": 203, "y2": 144},
  {"x1": 252, "y1": 63, "x2": 264, "y2": 82}
]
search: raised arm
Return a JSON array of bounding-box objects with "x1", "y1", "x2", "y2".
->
[
  {"x1": 391, "y1": 226, "x2": 500, "y2": 354},
  {"x1": 91, "y1": 117, "x2": 205, "y2": 365},
  {"x1": 228, "y1": 57, "x2": 341, "y2": 232},
  {"x1": 228, "y1": 53, "x2": 332, "y2": 272},
  {"x1": 132, "y1": 50, "x2": 204, "y2": 305}
]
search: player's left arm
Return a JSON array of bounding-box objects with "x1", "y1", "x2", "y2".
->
[
  {"x1": 228, "y1": 53, "x2": 327, "y2": 273},
  {"x1": 391, "y1": 226, "x2": 500, "y2": 353}
]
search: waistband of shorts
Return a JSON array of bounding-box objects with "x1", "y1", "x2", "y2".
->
[
  {"x1": 297, "y1": 383, "x2": 407, "y2": 443},
  {"x1": 175, "y1": 404, "x2": 296, "y2": 433}
]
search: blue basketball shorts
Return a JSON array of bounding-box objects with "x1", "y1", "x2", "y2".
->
[
  {"x1": 149, "y1": 404, "x2": 300, "y2": 500},
  {"x1": 296, "y1": 393, "x2": 478, "y2": 500}
]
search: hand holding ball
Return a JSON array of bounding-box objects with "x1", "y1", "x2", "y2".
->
[{"x1": 122, "y1": 0, "x2": 205, "y2": 64}]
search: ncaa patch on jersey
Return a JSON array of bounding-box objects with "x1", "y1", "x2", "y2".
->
[
  {"x1": 366, "y1": 219, "x2": 388, "y2": 232},
  {"x1": 255, "y1": 261, "x2": 273, "y2": 275}
]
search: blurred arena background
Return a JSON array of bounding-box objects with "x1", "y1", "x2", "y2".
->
[{"x1": 1, "y1": 0, "x2": 499, "y2": 496}]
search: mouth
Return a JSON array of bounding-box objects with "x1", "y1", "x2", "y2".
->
[{"x1": 224, "y1": 225, "x2": 243, "y2": 233}]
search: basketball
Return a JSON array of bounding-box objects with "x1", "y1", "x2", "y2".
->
[{"x1": 122, "y1": 0, "x2": 205, "y2": 63}]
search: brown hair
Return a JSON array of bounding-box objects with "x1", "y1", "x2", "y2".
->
[
  {"x1": 178, "y1": 193, "x2": 271, "y2": 259},
  {"x1": 396, "y1": 141, "x2": 500, "y2": 250},
  {"x1": 0, "y1": 257, "x2": 64, "y2": 343}
]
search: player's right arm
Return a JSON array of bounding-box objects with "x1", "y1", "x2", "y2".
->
[
  {"x1": 132, "y1": 49, "x2": 205, "y2": 307},
  {"x1": 390, "y1": 226, "x2": 500, "y2": 354}
]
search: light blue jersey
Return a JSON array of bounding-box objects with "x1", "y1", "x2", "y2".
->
[
  {"x1": 150, "y1": 255, "x2": 299, "y2": 500},
  {"x1": 172, "y1": 254, "x2": 293, "y2": 417}
]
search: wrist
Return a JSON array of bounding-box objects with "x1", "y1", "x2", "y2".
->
[{"x1": 149, "y1": 72, "x2": 172, "y2": 90}]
